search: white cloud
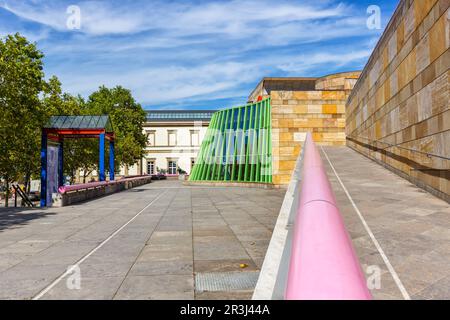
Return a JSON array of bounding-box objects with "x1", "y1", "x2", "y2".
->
[
  {"x1": 277, "y1": 49, "x2": 374, "y2": 74},
  {"x1": 1, "y1": 0, "x2": 354, "y2": 37},
  {"x1": 53, "y1": 61, "x2": 262, "y2": 106},
  {"x1": 1, "y1": 0, "x2": 385, "y2": 109}
]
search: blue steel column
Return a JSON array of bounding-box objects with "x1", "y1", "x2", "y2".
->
[
  {"x1": 109, "y1": 140, "x2": 115, "y2": 181},
  {"x1": 58, "y1": 139, "x2": 64, "y2": 187},
  {"x1": 99, "y1": 133, "x2": 105, "y2": 181},
  {"x1": 40, "y1": 131, "x2": 48, "y2": 207}
]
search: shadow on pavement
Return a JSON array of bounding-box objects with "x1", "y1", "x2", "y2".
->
[{"x1": 0, "y1": 207, "x2": 56, "y2": 232}]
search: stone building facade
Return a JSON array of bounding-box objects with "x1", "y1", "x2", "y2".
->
[
  {"x1": 120, "y1": 110, "x2": 214, "y2": 177},
  {"x1": 248, "y1": 72, "x2": 361, "y2": 185},
  {"x1": 346, "y1": 0, "x2": 449, "y2": 201}
]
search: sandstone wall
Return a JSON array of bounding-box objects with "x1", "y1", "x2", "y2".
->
[
  {"x1": 346, "y1": 0, "x2": 449, "y2": 201},
  {"x1": 271, "y1": 72, "x2": 359, "y2": 185}
]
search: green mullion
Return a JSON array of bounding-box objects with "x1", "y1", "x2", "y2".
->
[
  {"x1": 224, "y1": 109, "x2": 235, "y2": 181},
  {"x1": 210, "y1": 111, "x2": 225, "y2": 180},
  {"x1": 192, "y1": 114, "x2": 212, "y2": 180},
  {"x1": 221, "y1": 109, "x2": 232, "y2": 180},
  {"x1": 258, "y1": 100, "x2": 266, "y2": 183},
  {"x1": 244, "y1": 104, "x2": 254, "y2": 182},
  {"x1": 250, "y1": 102, "x2": 259, "y2": 182},
  {"x1": 265, "y1": 100, "x2": 271, "y2": 183},
  {"x1": 216, "y1": 109, "x2": 229, "y2": 180},
  {"x1": 263, "y1": 100, "x2": 269, "y2": 183},
  {"x1": 198, "y1": 113, "x2": 217, "y2": 180},
  {"x1": 204, "y1": 113, "x2": 219, "y2": 180},
  {"x1": 268, "y1": 99, "x2": 272, "y2": 183},
  {"x1": 254, "y1": 102, "x2": 260, "y2": 182},
  {"x1": 198, "y1": 113, "x2": 215, "y2": 180},
  {"x1": 261, "y1": 100, "x2": 267, "y2": 183},
  {"x1": 255, "y1": 101, "x2": 265, "y2": 183},
  {"x1": 231, "y1": 107, "x2": 241, "y2": 181},
  {"x1": 237, "y1": 105, "x2": 248, "y2": 182}
]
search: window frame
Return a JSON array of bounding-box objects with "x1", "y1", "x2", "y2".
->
[
  {"x1": 147, "y1": 160, "x2": 155, "y2": 175},
  {"x1": 168, "y1": 160, "x2": 177, "y2": 175},
  {"x1": 167, "y1": 130, "x2": 177, "y2": 147}
]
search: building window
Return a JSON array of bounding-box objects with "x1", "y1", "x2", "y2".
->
[
  {"x1": 147, "y1": 161, "x2": 155, "y2": 175},
  {"x1": 190, "y1": 130, "x2": 199, "y2": 146},
  {"x1": 168, "y1": 160, "x2": 177, "y2": 175},
  {"x1": 168, "y1": 130, "x2": 177, "y2": 146},
  {"x1": 147, "y1": 131, "x2": 155, "y2": 146}
]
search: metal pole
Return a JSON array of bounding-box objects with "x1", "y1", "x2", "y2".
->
[
  {"x1": 40, "y1": 131, "x2": 48, "y2": 207},
  {"x1": 109, "y1": 140, "x2": 115, "y2": 181},
  {"x1": 99, "y1": 133, "x2": 105, "y2": 182},
  {"x1": 58, "y1": 139, "x2": 64, "y2": 187}
]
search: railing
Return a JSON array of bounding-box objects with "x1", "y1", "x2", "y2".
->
[
  {"x1": 12, "y1": 184, "x2": 35, "y2": 207},
  {"x1": 253, "y1": 132, "x2": 371, "y2": 300}
]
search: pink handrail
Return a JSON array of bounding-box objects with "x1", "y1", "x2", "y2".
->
[{"x1": 285, "y1": 132, "x2": 372, "y2": 300}]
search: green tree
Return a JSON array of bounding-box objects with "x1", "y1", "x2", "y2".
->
[
  {"x1": 86, "y1": 86, "x2": 147, "y2": 174},
  {"x1": 0, "y1": 33, "x2": 46, "y2": 206}
]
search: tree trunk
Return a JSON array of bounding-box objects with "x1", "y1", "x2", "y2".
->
[
  {"x1": 24, "y1": 172, "x2": 31, "y2": 194},
  {"x1": 4, "y1": 179, "x2": 9, "y2": 208}
]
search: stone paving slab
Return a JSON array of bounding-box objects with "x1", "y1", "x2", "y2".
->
[
  {"x1": 0, "y1": 180, "x2": 285, "y2": 300},
  {"x1": 322, "y1": 146, "x2": 450, "y2": 300}
]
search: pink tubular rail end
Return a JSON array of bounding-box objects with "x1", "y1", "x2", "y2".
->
[{"x1": 285, "y1": 133, "x2": 372, "y2": 300}]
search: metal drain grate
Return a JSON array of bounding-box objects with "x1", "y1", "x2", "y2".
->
[{"x1": 195, "y1": 271, "x2": 259, "y2": 292}]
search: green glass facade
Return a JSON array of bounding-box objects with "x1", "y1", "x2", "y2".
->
[{"x1": 190, "y1": 98, "x2": 272, "y2": 183}]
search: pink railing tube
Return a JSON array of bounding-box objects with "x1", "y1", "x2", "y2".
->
[{"x1": 285, "y1": 133, "x2": 372, "y2": 300}]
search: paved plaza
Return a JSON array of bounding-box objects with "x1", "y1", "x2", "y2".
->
[
  {"x1": 0, "y1": 180, "x2": 285, "y2": 300},
  {"x1": 0, "y1": 146, "x2": 448, "y2": 300}
]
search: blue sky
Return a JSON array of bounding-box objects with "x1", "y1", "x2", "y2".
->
[{"x1": 0, "y1": 0, "x2": 398, "y2": 110}]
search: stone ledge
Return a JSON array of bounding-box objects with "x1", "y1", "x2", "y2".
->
[
  {"x1": 53, "y1": 176, "x2": 153, "y2": 207},
  {"x1": 183, "y1": 181, "x2": 274, "y2": 189}
]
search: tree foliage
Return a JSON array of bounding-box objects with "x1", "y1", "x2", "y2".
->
[
  {"x1": 0, "y1": 33, "x2": 46, "y2": 205},
  {"x1": 86, "y1": 86, "x2": 147, "y2": 170},
  {"x1": 0, "y1": 33, "x2": 147, "y2": 206}
]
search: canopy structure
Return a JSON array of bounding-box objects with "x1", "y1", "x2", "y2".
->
[
  {"x1": 41, "y1": 115, "x2": 115, "y2": 207},
  {"x1": 189, "y1": 98, "x2": 272, "y2": 184}
]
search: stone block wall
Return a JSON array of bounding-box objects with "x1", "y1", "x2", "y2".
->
[
  {"x1": 270, "y1": 72, "x2": 360, "y2": 185},
  {"x1": 346, "y1": 0, "x2": 449, "y2": 201}
]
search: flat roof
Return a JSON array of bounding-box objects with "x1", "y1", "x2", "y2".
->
[
  {"x1": 45, "y1": 115, "x2": 113, "y2": 132},
  {"x1": 146, "y1": 110, "x2": 215, "y2": 122}
]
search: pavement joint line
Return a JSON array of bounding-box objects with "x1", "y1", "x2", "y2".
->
[
  {"x1": 1, "y1": 201, "x2": 133, "y2": 274},
  {"x1": 190, "y1": 189, "x2": 197, "y2": 299},
  {"x1": 320, "y1": 146, "x2": 411, "y2": 300},
  {"x1": 206, "y1": 189, "x2": 263, "y2": 270},
  {"x1": 111, "y1": 188, "x2": 179, "y2": 299},
  {"x1": 31, "y1": 189, "x2": 169, "y2": 300}
]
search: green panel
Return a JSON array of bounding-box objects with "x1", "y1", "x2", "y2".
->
[{"x1": 189, "y1": 98, "x2": 272, "y2": 184}]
